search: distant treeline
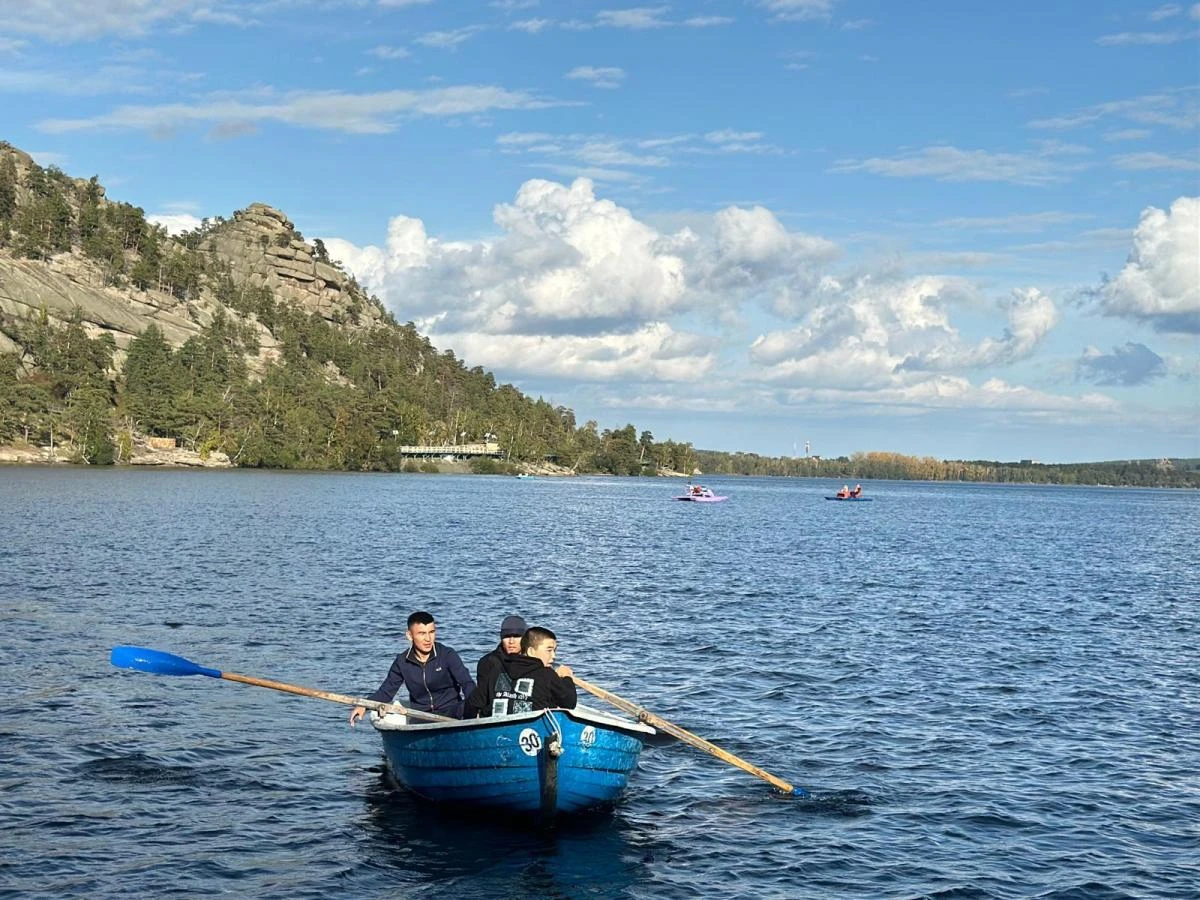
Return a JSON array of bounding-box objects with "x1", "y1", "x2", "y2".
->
[
  {"x1": 694, "y1": 449, "x2": 1200, "y2": 489},
  {"x1": 2, "y1": 309, "x2": 1193, "y2": 486}
]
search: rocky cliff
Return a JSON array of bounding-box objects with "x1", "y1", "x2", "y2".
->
[{"x1": 0, "y1": 141, "x2": 383, "y2": 375}]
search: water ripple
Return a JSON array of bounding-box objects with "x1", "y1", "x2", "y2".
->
[{"x1": 0, "y1": 471, "x2": 1197, "y2": 898}]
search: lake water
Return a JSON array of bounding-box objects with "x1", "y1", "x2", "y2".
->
[{"x1": 1, "y1": 469, "x2": 1197, "y2": 899}]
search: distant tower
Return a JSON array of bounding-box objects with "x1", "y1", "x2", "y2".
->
[{"x1": 804, "y1": 440, "x2": 811, "y2": 458}]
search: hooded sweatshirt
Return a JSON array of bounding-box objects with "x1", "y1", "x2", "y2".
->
[{"x1": 463, "y1": 652, "x2": 577, "y2": 718}]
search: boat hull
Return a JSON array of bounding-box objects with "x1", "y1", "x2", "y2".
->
[
  {"x1": 824, "y1": 496, "x2": 873, "y2": 501},
  {"x1": 373, "y1": 707, "x2": 654, "y2": 816},
  {"x1": 674, "y1": 495, "x2": 728, "y2": 502}
]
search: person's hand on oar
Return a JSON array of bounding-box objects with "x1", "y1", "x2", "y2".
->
[{"x1": 349, "y1": 702, "x2": 408, "y2": 726}]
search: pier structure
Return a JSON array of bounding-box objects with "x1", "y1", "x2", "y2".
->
[{"x1": 395, "y1": 441, "x2": 503, "y2": 459}]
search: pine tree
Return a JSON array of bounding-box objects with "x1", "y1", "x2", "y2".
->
[
  {"x1": 122, "y1": 324, "x2": 180, "y2": 435},
  {"x1": 0, "y1": 152, "x2": 17, "y2": 229}
]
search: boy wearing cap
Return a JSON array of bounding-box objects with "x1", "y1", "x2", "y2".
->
[{"x1": 476, "y1": 614, "x2": 526, "y2": 687}]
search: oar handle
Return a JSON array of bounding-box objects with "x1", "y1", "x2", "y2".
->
[
  {"x1": 574, "y1": 676, "x2": 805, "y2": 796},
  {"x1": 217, "y1": 672, "x2": 453, "y2": 723}
]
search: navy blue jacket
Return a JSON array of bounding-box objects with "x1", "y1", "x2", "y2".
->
[{"x1": 367, "y1": 642, "x2": 475, "y2": 719}]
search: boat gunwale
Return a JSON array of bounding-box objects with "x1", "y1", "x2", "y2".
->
[{"x1": 369, "y1": 704, "x2": 658, "y2": 739}]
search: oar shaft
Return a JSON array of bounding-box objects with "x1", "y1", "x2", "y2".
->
[
  {"x1": 218, "y1": 671, "x2": 452, "y2": 723},
  {"x1": 574, "y1": 676, "x2": 799, "y2": 795}
]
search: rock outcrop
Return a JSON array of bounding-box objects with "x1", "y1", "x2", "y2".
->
[
  {"x1": 201, "y1": 203, "x2": 384, "y2": 331},
  {"x1": 0, "y1": 142, "x2": 384, "y2": 375}
]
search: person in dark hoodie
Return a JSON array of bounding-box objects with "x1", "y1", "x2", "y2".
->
[
  {"x1": 463, "y1": 626, "x2": 577, "y2": 718},
  {"x1": 475, "y1": 614, "x2": 526, "y2": 687},
  {"x1": 349, "y1": 610, "x2": 475, "y2": 724}
]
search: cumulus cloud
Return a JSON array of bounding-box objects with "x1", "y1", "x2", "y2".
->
[
  {"x1": 148, "y1": 212, "x2": 203, "y2": 234},
  {"x1": 1077, "y1": 343, "x2": 1167, "y2": 386},
  {"x1": 748, "y1": 277, "x2": 1058, "y2": 389},
  {"x1": 1093, "y1": 196, "x2": 1200, "y2": 333},
  {"x1": 325, "y1": 177, "x2": 1095, "y2": 421},
  {"x1": 900, "y1": 288, "x2": 1059, "y2": 371},
  {"x1": 327, "y1": 178, "x2": 689, "y2": 337},
  {"x1": 430, "y1": 322, "x2": 718, "y2": 384}
]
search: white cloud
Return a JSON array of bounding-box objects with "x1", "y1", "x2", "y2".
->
[
  {"x1": 566, "y1": 66, "x2": 625, "y2": 89},
  {"x1": 706, "y1": 129, "x2": 765, "y2": 144},
  {"x1": 685, "y1": 16, "x2": 733, "y2": 27},
  {"x1": 1150, "y1": 4, "x2": 1183, "y2": 21},
  {"x1": 510, "y1": 18, "x2": 550, "y2": 33},
  {"x1": 831, "y1": 145, "x2": 1075, "y2": 186},
  {"x1": 148, "y1": 213, "x2": 203, "y2": 234},
  {"x1": 758, "y1": 0, "x2": 834, "y2": 22},
  {"x1": 0, "y1": 0, "x2": 194, "y2": 41},
  {"x1": 1096, "y1": 28, "x2": 1199, "y2": 45},
  {"x1": 415, "y1": 26, "x2": 486, "y2": 49},
  {"x1": 191, "y1": 7, "x2": 256, "y2": 27},
  {"x1": 0, "y1": 65, "x2": 150, "y2": 95},
  {"x1": 430, "y1": 323, "x2": 717, "y2": 383},
  {"x1": 1104, "y1": 128, "x2": 1151, "y2": 141},
  {"x1": 934, "y1": 211, "x2": 1092, "y2": 232},
  {"x1": 595, "y1": 7, "x2": 671, "y2": 29},
  {"x1": 747, "y1": 276, "x2": 1058, "y2": 391},
  {"x1": 37, "y1": 85, "x2": 561, "y2": 135},
  {"x1": 323, "y1": 178, "x2": 1110, "y2": 426},
  {"x1": 1095, "y1": 196, "x2": 1200, "y2": 333},
  {"x1": 327, "y1": 178, "x2": 690, "y2": 337},
  {"x1": 368, "y1": 45, "x2": 411, "y2": 60},
  {"x1": 1112, "y1": 152, "x2": 1200, "y2": 171},
  {"x1": 1030, "y1": 91, "x2": 1198, "y2": 131}
]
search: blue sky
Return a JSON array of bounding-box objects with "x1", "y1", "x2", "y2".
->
[{"x1": 2, "y1": 1, "x2": 1198, "y2": 463}]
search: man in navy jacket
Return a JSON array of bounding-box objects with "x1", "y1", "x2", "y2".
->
[{"x1": 349, "y1": 610, "x2": 475, "y2": 722}]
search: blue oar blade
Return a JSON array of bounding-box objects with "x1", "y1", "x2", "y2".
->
[{"x1": 110, "y1": 646, "x2": 222, "y2": 679}]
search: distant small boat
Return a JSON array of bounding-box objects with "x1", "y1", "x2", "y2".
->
[
  {"x1": 675, "y1": 485, "x2": 728, "y2": 502},
  {"x1": 372, "y1": 706, "x2": 656, "y2": 817},
  {"x1": 825, "y1": 495, "x2": 873, "y2": 501},
  {"x1": 516, "y1": 473, "x2": 533, "y2": 479}
]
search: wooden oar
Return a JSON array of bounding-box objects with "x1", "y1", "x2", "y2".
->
[
  {"x1": 573, "y1": 675, "x2": 808, "y2": 797},
  {"x1": 109, "y1": 645, "x2": 452, "y2": 723}
]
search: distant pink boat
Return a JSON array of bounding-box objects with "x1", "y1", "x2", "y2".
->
[{"x1": 674, "y1": 485, "x2": 728, "y2": 502}]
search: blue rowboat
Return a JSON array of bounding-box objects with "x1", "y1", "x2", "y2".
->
[{"x1": 371, "y1": 705, "x2": 657, "y2": 816}]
